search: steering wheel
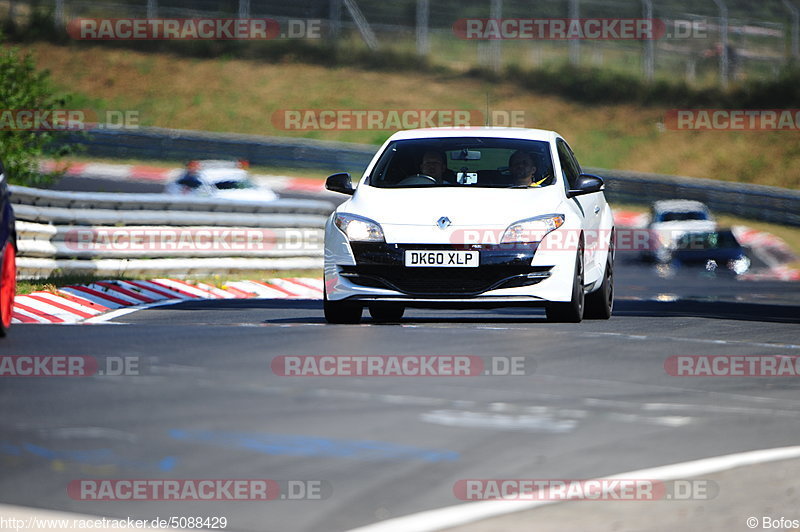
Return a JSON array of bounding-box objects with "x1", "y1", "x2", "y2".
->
[{"x1": 397, "y1": 174, "x2": 437, "y2": 186}]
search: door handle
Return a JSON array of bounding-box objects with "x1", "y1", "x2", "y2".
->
[{"x1": 594, "y1": 205, "x2": 601, "y2": 215}]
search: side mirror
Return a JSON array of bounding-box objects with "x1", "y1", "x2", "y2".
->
[
  {"x1": 567, "y1": 174, "x2": 604, "y2": 197},
  {"x1": 325, "y1": 173, "x2": 355, "y2": 195}
]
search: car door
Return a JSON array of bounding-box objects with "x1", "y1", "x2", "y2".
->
[{"x1": 556, "y1": 139, "x2": 601, "y2": 278}]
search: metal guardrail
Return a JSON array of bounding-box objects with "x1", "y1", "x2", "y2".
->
[
  {"x1": 55, "y1": 127, "x2": 800, "y2": 227},
  {"x1": 10, "y1": 186, "x2": 333, "y2": 279},
  {"x1": 592, "y1": 168, "x2": 800, "y2": 227},
  {"x1": 56, "y1": 127, "x2": 377, "y2": 174}
]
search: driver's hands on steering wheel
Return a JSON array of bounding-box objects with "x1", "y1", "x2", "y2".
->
[{"x1": 398, "y1": 174, "x2": 438, "y2": 186}]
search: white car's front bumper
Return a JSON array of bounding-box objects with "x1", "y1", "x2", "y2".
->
[{"x1": 324, "y1": 221, "x2": 580, "y2": 306}]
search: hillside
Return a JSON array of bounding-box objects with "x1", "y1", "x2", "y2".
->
[{"x1": 19, "y1": 42, "x2": 800, "y2": 189}]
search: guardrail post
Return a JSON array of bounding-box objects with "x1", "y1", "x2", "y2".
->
[
  {"x1": 416, "y1": 0, "x2": 430, "y2": 56},
  {"x1": 238, "y1": 0, "x2": 250, "y2": 19},
  {"x1": 54, "y1": 0, "x2": 64, "y2": 30},
  {"x1": 569, "y1": 0, "x2": 580, "y2": 65},
  {"x1": 783, "y1": 0, "x2": 800, "y2": 59},
  {"x1": 712, "y1": 0, "x2": 729, "y2": 88},
  {"x1": 489, "y1": 0, "x2": 502, "y2": 72},
  {"x1": 329, "y1": 0, "x2": 341, "y2": 40},
  {"x1": 642, "y1": 0, "x2": 655, "y2": 81}
]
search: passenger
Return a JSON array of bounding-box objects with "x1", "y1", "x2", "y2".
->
[{"x1": 509, "y1": 150, "x2": 547, "y2": 187}]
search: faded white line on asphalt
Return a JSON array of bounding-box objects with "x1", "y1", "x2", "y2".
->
[
  {"x1": 346, "y1": 445, "x2": 800, "y2": 532},
  {"x1": 590, "y1": 331, "x2": 800, "y2": 350}
]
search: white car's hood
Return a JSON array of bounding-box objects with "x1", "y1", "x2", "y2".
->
[{"x1": 341, "y1": 185, "x2": 566, "y2": 243}]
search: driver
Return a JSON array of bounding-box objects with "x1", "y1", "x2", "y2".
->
[
  {"x1": 509, "y1": 150, "x2": 547, "y2": 187},
  {"x1": 419, "y1": 151, "x2": 455, "y2": 183}
]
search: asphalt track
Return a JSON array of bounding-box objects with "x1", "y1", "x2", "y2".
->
[{"x1": 0, "y1": 251, "x2": 798, "y2": 531}]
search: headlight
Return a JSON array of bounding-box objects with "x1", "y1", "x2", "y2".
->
[
  {"x1": 501, "y1": 214, "x2": 565, "y2": 243},
  {"x1": 334, "y1": 213, "x2": 385, "y2": 242},
  {"x1": 728, "y1": 255, "x2": 750, "y2": 275}
]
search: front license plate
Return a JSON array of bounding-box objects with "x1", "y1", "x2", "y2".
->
[{"x1": 404, "y1": 250, "x2": 479, "y2": 267}]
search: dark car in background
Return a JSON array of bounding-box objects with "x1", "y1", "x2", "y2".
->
[
  {"x1": 670, "y1": 229, "x2": 751, "y2": 275},
  {"x1": 0, "y1": 159, "x2": 16, "y2": 336}
]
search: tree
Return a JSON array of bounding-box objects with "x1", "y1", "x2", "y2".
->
[{"x1": 0, "y1": 36, "x2": 75, "y2": 187}]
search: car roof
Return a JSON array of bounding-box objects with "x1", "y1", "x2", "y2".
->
[
  {"x1": 385, "y1": 127, "x2": 561, "y2": 143},
  {"x1": 652, "y1": 199, "x2": 710, "y2": 212},
  {"x1": 191, "y1": 160, "x2": 243, "y2": 169}
]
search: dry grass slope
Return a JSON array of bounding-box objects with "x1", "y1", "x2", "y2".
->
[{"x1": 19, "y1": 43, "x2": 800, "y2": 189}]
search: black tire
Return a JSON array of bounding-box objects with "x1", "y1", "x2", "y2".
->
[
  {"x1": 546, "y1": 246, "x2": 584, "y2": 323},
  {"x1": 323, "y1": 291, "x2": 362, "y2": 324},
  {"x1": 585, "y1": 245, "x2": 614, "y2": 320},
  {"x1": 369, "y1": 304, "x2": 405, "y2": 323}
]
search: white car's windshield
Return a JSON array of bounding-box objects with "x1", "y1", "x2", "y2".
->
[
  {"x1": 657, "y1": 211, "x2": 709, "y2": 222},
  {"x1": 368, "y1": 137, "x2": 555, "y2": 188}
]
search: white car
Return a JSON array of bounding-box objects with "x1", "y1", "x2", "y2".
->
[
  {"x1": 322, "y1": 127, "x2": 615, "y2": 323},
  {"x1": 164, "y1": 160, "x2": 278, "y2": 202},
  {"x1": 645, "y1": 200, "x2": 717, "y2": 262}
]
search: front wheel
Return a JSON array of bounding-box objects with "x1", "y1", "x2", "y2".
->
[
  {"x1": 584, "y1": 252, "x2": 614, "y2": 320},
  {"x1": 323, "y1": 290, "x2": 362, "y2": 324},
  {"x1": 0, "y1": 241, "x2": 16, "y2": 337},
  {"x1": 546, "y1": 247, "x2": 584, "y2": 323}
]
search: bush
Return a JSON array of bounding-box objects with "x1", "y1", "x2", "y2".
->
[{"x1": 0, "y1": 35, "x2": 76, "y2": 186}]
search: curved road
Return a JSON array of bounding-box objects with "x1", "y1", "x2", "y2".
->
[{"x1": 0, "y1": 254, "x2": 798, "y2": 531}]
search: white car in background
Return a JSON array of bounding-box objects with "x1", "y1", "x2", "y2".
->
[
  {"x1": 164, "y1": 160, "x2": 278, "y2": 202},
  {"x1": 646, "y1": 200, "x2": 717, "y2": 262},
  {"x1": 322, "y1": 127, "x2": 615, "y2": 324}
]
